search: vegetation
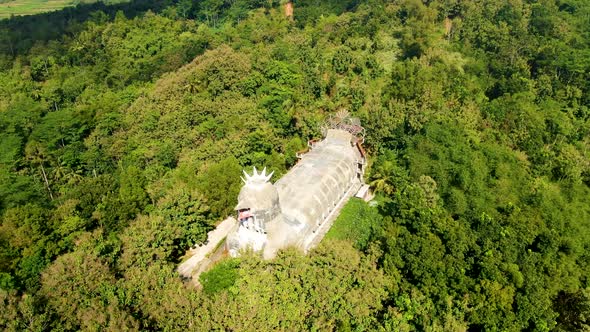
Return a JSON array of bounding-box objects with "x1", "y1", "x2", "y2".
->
[
  {"x1": 199, "y1": 258, "x2": 239, "y2": 294},
  {"x1": 0, "y1": 0, "x2": 589, "y2": 330},
  {"x1": 325, "y1": 198, "x2": 383, "y2": 251},
  {"x1": 0, "y1": 0, "x2": 125, "y2": 19}
]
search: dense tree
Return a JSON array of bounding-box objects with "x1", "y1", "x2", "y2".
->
[
  {"x1": 201, "y1": 242, "x2": 389, "y2": 331},
  {"x1": 0, "y1": 0, "x2": 588, "y2": 329},
  {"x1": 40, "y1": 248, "x2": 138, "y2": 330}
]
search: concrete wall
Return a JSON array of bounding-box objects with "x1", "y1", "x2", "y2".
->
[{"x1": 275, "y1": 129, "x2": 362, "y2": 234}]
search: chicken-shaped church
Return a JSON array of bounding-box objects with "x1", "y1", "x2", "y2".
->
[{"x1": 226, "y1": 111, "x2": 367, "y2": 259}]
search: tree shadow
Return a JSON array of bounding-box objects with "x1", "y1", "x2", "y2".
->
[{"x1": 0, "y1": 0, "x2": 173, "y2": 56}]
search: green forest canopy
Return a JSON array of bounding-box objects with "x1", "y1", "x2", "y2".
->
[{"x1": 0, "y1": 0, "x2": 589, "y2": 330}]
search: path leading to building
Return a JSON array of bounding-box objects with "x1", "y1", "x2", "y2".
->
[
  {"x1": 177, "y1": 217, "x2": 237, "y2": 279},
  {"x1": 178, "y1": 182, "x2": 361, "y2": 283},
  {"x1": 177, "y1": 180, "x2": 363, "y2": 280}
]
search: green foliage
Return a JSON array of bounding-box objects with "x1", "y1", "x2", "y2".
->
[
  {"x1": 40, "y1": 248, "x2": 138, "y2": 330},
  {"x1": 325, "y1": 198, "x2": 383, "y2": 251},
  {"x1": 197, "y1": 156, "x2": 242, "y2": 218},
  {"x1": 0, "y1": 290, "x2": 49, "y2": 331},
  {"x1": 199, "y1": 258, "x2": 239, "y2": 294},
  {"x1": 554, "y1": 289, "x2": 590, "y2": 331},
  {"x1": 200, "y1": 242, "x2": 389, "y2": 331},
  {"x1": 0, "y1": 0, "x2": 589, "y2": 329}
]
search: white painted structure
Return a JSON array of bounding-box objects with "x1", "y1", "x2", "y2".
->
[{"x1": 227, "y1": 114, "x2": 366, "y2": 259}]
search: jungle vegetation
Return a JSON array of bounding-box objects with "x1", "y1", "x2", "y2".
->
[{"x1": 0, "y1": 0, "x2": 589, "y2": 330}]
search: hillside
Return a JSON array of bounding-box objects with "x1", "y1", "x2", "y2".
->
[{"x1": 1, "y1": 0, "x2": 589, "y2": 330}]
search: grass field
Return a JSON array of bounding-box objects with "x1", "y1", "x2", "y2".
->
[
  {"x1": 0, "y1": 0, "x2": 113, "y2": 19},
  {"x1": 324, "y1": 198, "x2": 383, "y2": 250}
]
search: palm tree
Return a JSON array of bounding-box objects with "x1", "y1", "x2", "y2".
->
[
  {"x1": 51, "y1": 159, "x2": 68, "y2": 184},
  {"x1": 25, "y1": 141, "x2": 54, "y2": 200},
  {"x1": 64, "y1": 169, "x2": 84, "y2": 186},
  {"x1": 369, "y1": 160, "x2": 397, "y2": 195}
]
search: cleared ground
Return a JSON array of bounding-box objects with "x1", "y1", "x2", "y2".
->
[
  {"x1": 0, "y1": 0, "x2": 75, "y2": 18},
  {"x1": 0, "y1": 0, "x2": 125, "y2": 19}
]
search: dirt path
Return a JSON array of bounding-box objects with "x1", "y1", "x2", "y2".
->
[{"x1": 177, "y1": 217, "x2": 237, "y2": 279}]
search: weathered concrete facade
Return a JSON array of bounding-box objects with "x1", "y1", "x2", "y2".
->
[{"x1": 227, "y1": 114, "x2": 366, "y2": 258}]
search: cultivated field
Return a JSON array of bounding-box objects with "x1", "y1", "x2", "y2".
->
[{"x1": 0, "y1": 0, "x2": 103, "y2": 19}]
